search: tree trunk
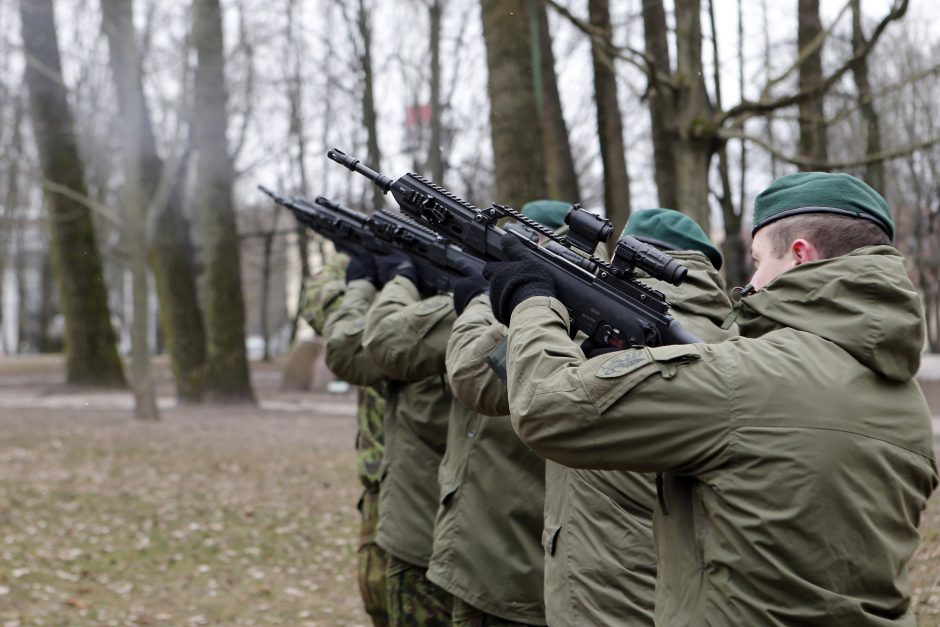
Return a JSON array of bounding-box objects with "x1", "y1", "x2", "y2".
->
[
  {"x1": 797, "y1": 0, "x2": 828, "y2": 168},
  {"x1": 101, "y1": 0, "x2": 206, "y2": 403},
  {"x1": 358, "y1": 0, "x2": 383, "y2": 209},
  {"x1": 588, "y1": 0, "x2": 631, "y2": 236},
  {"x1": 427, "y1": 0, "x2": 446, "y2": 183},
  {"x1": 670, "y1": 0, "x2": 714, "y2": 228},
  {"x1": 641, "y1": 0, "x2": 678, "y2": 209},
  {"x1": 480, "y1": 0, "x2": 547, "y2": 210},
  {"x1": 192, "y1": 0, "x2": 254, "y2": 403},
  {"x1": 19, "y1": 0, "x2": 125, "y2": 386},
  {"x1": 533, "y1": 0, "x2": 580, "y2": 204},
  {"x1": 850, "y1": 0, "x2": 885, "y2": 193},
  {"x1": 101, "y1": 0, "x2": 159, "y2": 419}
]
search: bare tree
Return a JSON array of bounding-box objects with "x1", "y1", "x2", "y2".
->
[
  {"x1": 850, "y1": 0, "x2": 885, "y2": 192},
  {"x1": 192, "y1": 0, "x2": 254, "y2": 403},
  {"x1": 797, "y1": 0, "x2": 828, "y2": 167},
  {"x1": 587, "y1": 0, "x2": 631, "y2": 235},
  {"x1": 19, "y1": 0, "x2": 125, "y2": 386},
  {"x1": 480, "y1": 0, "x2": 546, "y2": 210},
  {"x1": 101, "y1": 0, "x2": 207, "y2": 404},
  {"x1": 534, "y1": 1, "x2": 581, "y2": 204}
]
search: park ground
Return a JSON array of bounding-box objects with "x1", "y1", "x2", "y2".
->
[{"x1": 0, "y1": 357, "x2": 938, "y2": 626}]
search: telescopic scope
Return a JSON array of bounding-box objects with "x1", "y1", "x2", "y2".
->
[{"x1": 614, "y1": 236, "x2": 688, "y2": 286}]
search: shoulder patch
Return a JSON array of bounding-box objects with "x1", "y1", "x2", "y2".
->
[
  {"x1": 343, "y1": 318, "x2": 367, "y2": 336},
  {"x1": 415, "y1": 295, "x2": 451, "y2": 316},
  {"x1": 594, "y1": 349, "x2": 650, "y2": 379}
]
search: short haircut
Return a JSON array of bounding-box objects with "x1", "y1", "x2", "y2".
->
[{"x1": 765, "y1": 214, "x2": 891, "y2": 260}]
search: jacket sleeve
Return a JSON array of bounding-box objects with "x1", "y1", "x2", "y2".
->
[
  {"x1": 506, "y1": 296, "x2": 736, "y2": 475},
  {"x1": 445, "y1": 294, "x2": 511, "y2": 417},
  {"x1": 323, "y1": 279, "x2": 386, "y2": 386},
  {"x1": 363, "y1": 276, "x2": 456, "y2": 381}
]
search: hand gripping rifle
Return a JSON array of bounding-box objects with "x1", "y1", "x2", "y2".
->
[
  {"x1": 258, "y1": 185, "x2": 484, "y2": 295},
  {"x1": 327, "y1": 148, "x2": 701, "y2": 356}
]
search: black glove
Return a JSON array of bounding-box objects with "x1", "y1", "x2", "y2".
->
[
  {"x1": 579, "y1": 337, "x2": 622, "y2": 359},
  {"x1": 346, "y1": 252, "x2": 378, "y2": 286},
  {"x1": 483, "y1": 236, "x2": 555, "y2": 325},
  {"x1": 452, "y1": 273, "x2": 490, "y2": 316},
  {"x1": 376, "y1": 250, "x2": 419, "y2": 286}
]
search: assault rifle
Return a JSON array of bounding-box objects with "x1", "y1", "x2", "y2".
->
[
  {"x1": 258, "y1": 185, "x2": 484, "y2": 294},
  {"x1": 327, "y1": 148, "x2": 700, "y2": 356}
]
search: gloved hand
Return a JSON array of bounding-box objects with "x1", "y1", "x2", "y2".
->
[
  {"x1": 483, "y1": 235, "x2": 555, "y2": 325},
  {"x1": 579, "y1": 337, "x2": 622, "y2": 359},
  {"x1": 452, "y1": 273, "x2": 490, "y2": 316},
  {"x1": 346, "y1": 252, "x2": 378, "y2": 286},
  {"x1": 376, "y1": 250, "x2": 419, "y2": 287}
]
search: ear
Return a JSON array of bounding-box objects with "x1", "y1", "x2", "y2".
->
[{"x1": 790, "y1": 238, "x2": 820, "y2": 265}]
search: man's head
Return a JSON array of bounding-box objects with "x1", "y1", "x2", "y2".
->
[
  {"x1": 622, "y1": 208, "x2": 723, "y2": 269},
  {"x1": 749, "y1": 172, "x2": 893, "y2": 290}
]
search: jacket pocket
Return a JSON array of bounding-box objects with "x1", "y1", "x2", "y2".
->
[
  {"x1": 543, "y1": 524, "x2": 562, "y2": 556},
  {"x1": 581, "y1": 346, "x2": 702, "y2": 414}
]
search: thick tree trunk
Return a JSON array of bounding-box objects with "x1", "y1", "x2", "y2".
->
[
  {"x1": 19, "y1": 0, "x2": 125, "y2": 386},
  {"x1": 101, "y1": 0, "x2": 206, "y2": 403},
  {"x1": 641, "y1": 0, "x2": 678, "y2": 209},
  {"x1": 588, "y1": 0, "x2": 631, "y2": 236},
  {"x1": 673, "y1": 0, "x2": 714, "y2": 229},
  {"x1": 192, "y1": 0, "x2": 254, "y2": 403},
  {"x1": 480, "y1": 0, "x2": 547, "y2": 210},
  {"x1": 533, "y1": 1, "x2": 580, "y2": 204},
  {"x1": 797, "y1": 0, "x2": 828, "y2": 168},
  {"x1": 850, "y1": 0, "x2": 885, "y2": 193},
  {"x1": 358, "y1": 0, "x2": 383, "y2": 209}
]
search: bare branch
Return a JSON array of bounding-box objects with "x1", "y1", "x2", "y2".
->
[
  {"x1": 543, "y1": 0, "x2": 676, "y2": 89},
  {"x1": 717, "y1": 127, "x2": 940, "y2": 170},
  {"x1": 721, "y1": 0, "x2": 908, "y2": 123}
]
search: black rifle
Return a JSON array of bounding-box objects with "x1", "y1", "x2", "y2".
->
[
  {"x1": 258, "y1": 185, "x2": 484, "y2": 294},
  {"x1": 327, "y1": 148, "x2": 700, "y2": 355}
]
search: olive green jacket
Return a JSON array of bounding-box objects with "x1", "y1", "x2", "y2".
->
[
  {"x1": 507, "y1": 246, "x2": 939, "y2": 626},
  {"x1": 307, "y1": 270, "x2": 385, "y2": 495},
  {"x1": 426, "y1": 295, "x2": 546, "y2": 625},
  {"x1": 363, "y1": 276, "x2": 456, "y2": 568}
]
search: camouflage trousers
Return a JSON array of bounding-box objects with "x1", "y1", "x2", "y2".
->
[
  {"x1": 451, "y1": 598, "x2": 535, "y2": 627},
  {"x1": 359, "y1": 489, "x2": 390, "y2": 627},
  {"x1": 386, "y1": 555, "x2": 453, "y2": 627}
]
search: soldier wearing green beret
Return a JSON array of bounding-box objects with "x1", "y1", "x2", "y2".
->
[{"x1": 484, "y1": 172, "x2": 938, "y2": 625}]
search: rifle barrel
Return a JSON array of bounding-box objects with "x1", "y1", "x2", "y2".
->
[{"x1": 327, "y1": 148, "x2": 394, "y2": 193}]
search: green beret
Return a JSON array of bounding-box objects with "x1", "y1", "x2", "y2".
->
[
  {"x1": 622, "y1": 208, "x2": 723, "y2": 270},
  {"x1": 752, "y1": 172, "x2": 893, "y2": 240},
  {"x1": 521, "y1": 199, "x2": 571, "y2": 230}
]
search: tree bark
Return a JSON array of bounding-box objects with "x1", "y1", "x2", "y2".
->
[
  {"x1": 19, "y1": 0, "x2": 125, "y2": 386},
  {"x1": 797, "y1": 0, "x2": 828, "y2": 168},
  {"x1": 641, "y1": 0, "x2": 678, "y2": 209},
  {"x1": 101, "y1": 0, "x2": 159, "y2": 419},
  {"x1": 358, "y1": 0, "x2": 383, "y2": 209},
  {"x1": 850, "y1": 0, "x2": 885, "y2": 193},
  {"x1": 192, "y1": 0, "x2": 254, "y2": 403},
  {"x1": 587, "y1": 0, "x2": 631, "y2": 236},
  {"x1": 427, "y1": 0, "x2": 446, "y2": 183},
  {"x1": 673, "y1": 0, "x2": 714, "y2": 229},
  {"x1": 480, "y1": 0, "x2": 547, "y2": 210},
  {"x1": 533, "y1": 0, "x2": 580, "y2": 204},
  {"x1": 101, "y1": 0, "x2": 206, "y2": 403}
]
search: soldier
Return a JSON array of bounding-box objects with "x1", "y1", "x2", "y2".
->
[
  {"x1": 304, "y1": 254, "x2": 389, "y2": 627},
  {"x1": 447, "y1": 205, "x2": 734, "y2": 624},
  {"x1": 486, "y1": 172, "x2": 939, "y2": 624},
  {"x1": 425, "y1": 202, "x2": 569, "y2": 626},
  {"x1": 358, "y1": 250, "x2": 457, "y2": 626}
]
